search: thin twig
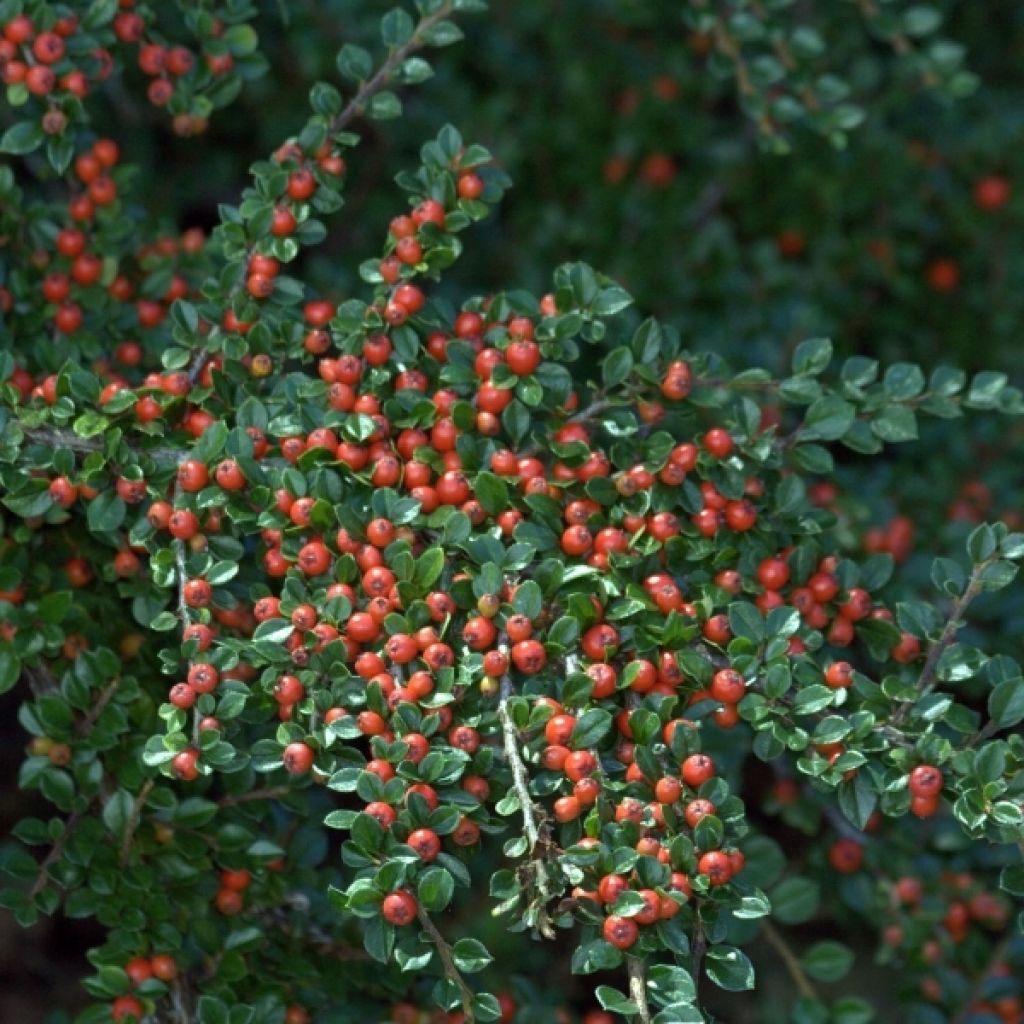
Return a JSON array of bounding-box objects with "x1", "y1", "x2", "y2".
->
[
  {"x1": 27, "y1": 809, "x2": 83, "y2": 899},
  {"x1": 627, "y1": 955, "x2": 652, "y2": 1024},
  {"x1": 77, "y1": 677, "x2": 120, "y2": 735},
  {"x1": 760, "y1": 919, "x2": 818, "y2": 1001},
  {"x1": 567, "y1": 396, "x2": 610, "y2": 424},
  {"x1": 119, "y1": 779, "x2": 155, "y2": 866},
  {"x1": 330, "y1": 0, "x2": 456, "y2": 133},
  {"x1": 218, "y1": 785, "x2": 294, "y2": 807},
  {"x1": 416, "y1": 906, "x2": 476, "y2": 1023},
  {"x1": 892, "y1": 559, "x2": 988, "y2": 726}
]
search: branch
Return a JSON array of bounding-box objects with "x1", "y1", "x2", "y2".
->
[
  {"x1": 497, "y1": 671, "x2": 555, "y2": 909},
  {"x1": 416, "y1": 906, "x2": 475, "y2": 1023},
  {"x1": 627, "y1": 956, "x2": 652, "y2": 1024},
  {"x1": 691, "y1": 910, "x2": 706, "y2": 1005},
  {"x1": 567, "y1": 396, "x2": 610, "y2": 424},
  {"x1": 77, "y1": 677, "x2": 120, "y2": 735},
  {"x1": 760, "y1": 919, "x2": 818, "y2": 1001},
  {"x1": 168, "y1": 976, "x2": 193, "y2": 1024},
  {"x1": 27, "y1": 809, "x2": 83, "y2": 899},
  {"x1": 892, "y1": 558, "x2": 989, "y2": 725},
  {"x1": 19, "y1": 425, "x2": 184, "y2": 462},
  {"x1": 218, "y1": 785, "x2": 294, "y2": 807},
  {"x1": 330, "y1": 0, "x2": 456, "y2": 133},
  {"x1": 119, "y1": 779, "x2": 155, "y2": 866}
]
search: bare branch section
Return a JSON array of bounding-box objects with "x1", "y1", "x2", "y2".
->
[
  {"x1": 627, "y1": 955, "x2": 652, "y2": 1024},
  {"x1": 760, "y1": 919, "x2": 818, "y2": 1001}
]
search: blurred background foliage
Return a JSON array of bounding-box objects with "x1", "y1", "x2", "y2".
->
[{"x1": 94, "y1": 1, "x2": 1024, "y2": 374}]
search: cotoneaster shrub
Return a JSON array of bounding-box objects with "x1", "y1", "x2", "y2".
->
[{"x1": 0, "y1": 2, "x2": 1022, "y2": 1024}]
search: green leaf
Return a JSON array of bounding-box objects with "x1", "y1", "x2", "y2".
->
[
  {"x1": 474, "y1": 471, "x2": 509, "y2": 517},
  {"x1": 728, "y1": 602, "x2": 764, "y2": 644},
  {"x1": 380, "y1": 7, "x2": 415, "y2": 47},
  {"x1": 337, "y1": 44, "x2": 373, "y2": 80},
  {"x1": 512, "y1": 580, "x2": 543, "y2": 620},
  {"x1": 368, "y1": 91, "x2": 402, "y2": 120},
  {"x1": 801, "y1": 940, "x2": 854, "y2": 982},
  {"x1": 593, "y1": 285, "x2": 633, "y2": 315},
  {"x1": 595, "y1": 986, "x2": 639, "y2": 1015},
  {"x1": 801, "y1": 397, "x2": 856, "y2": 441},
  {"x1": 732, "y1": 888, "x2": 772, "y2": 919},
  {"x1": 871, "y1": 405, "x2": 918, "y2": 443},
  {"x1": 966, "y1": 371, "x2": 1007, "y2": 408},
  {"x1": 988, "y1": 676, "x2": 1024, "y2": 728},
  {"x1": 775, "y1": 476, "x2": 807, "y2": 517},
  {"x1": 602, "y1": 347, "x2": 633, "y2": 388},
  {"x1": 647, "y1": 963, "x2": 696, "y2": 1003},
  {"x1": 936, "y1": 643, "x2": 987, "y2": 683},
  {"x1": 399, "y1": 56, "x2": 434, "y2": 84},
  {"x1": 363, "y1": 916, "x2": 394, "y2": 964},
  {"x1": 794, "y1": 685, "x2": 835, "y2": 714},
  {"x1": 452, "y1": 938, "x2": 492, "y2": 973},
  {"x1": 197, "y1": 996, "x2": 230, "y2": 1024},
  {"x1": 770, "y1": 877, "x2": 820, "y2": 924},
  {"x1": 417, "y1": 866, "x2": 454, "y2": 911},
  {"x1": 0, "y1": 121, "x2": 44, "y2": 156},
  {"x1": 705, "y1": 946, "x2": 755, "y2": 991},
  {"x1": 86, "y1": 491, "x2": 126, "y2": 533},
  {"x1": 423, "y1": 20, "x2": 465, "y2": 46},
  {"x1": 0, "y1": 650, "x2": 21, "y2": 694},
  {"x1": 547, "y1": 616, "x2": 580, "y2": 648},
  {"x1": 967, "y1": 523, "x2": 997, "y2": 562},
  {"x1": 101, "y1": 790, "x2": 135, "y2": 837},
  {"x1": 882, "y1": 362, "x2": 925, "y2": 399},
  {"x1": 838, "y1": 774, "x2": 877, "y2": 830},
  {"x1": 415, "y1": 547, "x2": 445, "y2": 589},
  {"x1": 791, "y1": 337, "x2": 832, "y2": 375},
  {"x1": 571, "y1": 708, "x2": 612, "y2": 749}
]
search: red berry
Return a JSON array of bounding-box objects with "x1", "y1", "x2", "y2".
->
[
  {"x1": 602, "y1": 914, "x2": 639, "y2": 949},
  {"x1": 283, "y1": 742, "x2": 314, "y2": 774},
  {"x1": 381, "y1": 890, "x2": 418, "y2": 926},
  {"x1": 909, "y1": 764, "x2": 943, "y2": 799}
]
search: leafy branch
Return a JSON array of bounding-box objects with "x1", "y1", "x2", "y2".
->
[
  {"x1": 416, "y1": 906, "x2": 476, "y2": 1023},
  {"x1": 891, "y1": 555, "x2": 992, "y2": 726},
  {"x1": 496, "y1": 642, "x2": 558, "y2": 936},
  {"x1": 330, "y1": 0, "x2": 456, "y2": 133}
]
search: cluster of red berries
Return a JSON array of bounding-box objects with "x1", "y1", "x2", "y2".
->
[
  {"x1": 109, "y1": 953, "x2": 178, "y2": 1021},
  {"x1": 0, "y1": 10, "x2": 108, "y2": 117}
]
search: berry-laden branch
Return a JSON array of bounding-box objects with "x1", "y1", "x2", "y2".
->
[{"x1": 416, "y1": 906, "x2": 476, "y2": 1023}]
